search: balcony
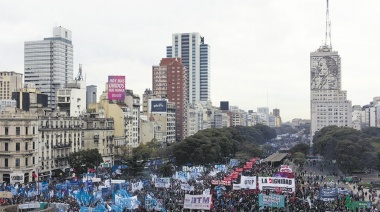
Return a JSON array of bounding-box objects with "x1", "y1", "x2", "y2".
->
[
  {"x1": 0, "y1": 167, "x2": 11, "y2": 171},
  {"x1": 0, "y1": 134, "x2": 36, "y2": 140},
  {"x1": 53, "y1": 143, "x2": 71, "y2": 149}
]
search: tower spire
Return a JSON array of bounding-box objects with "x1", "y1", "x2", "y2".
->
[{"x1": 325, "y1": 0, "x2": 332, "y2": 49}]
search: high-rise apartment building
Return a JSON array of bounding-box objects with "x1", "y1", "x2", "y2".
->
[
  {"x1": 24, "y1": 26, "x2": 74, "y2": 109},
  {"x1": 167, "y1": 33, "x2": 210, "y2": 104},
  {"x1": 152, "y1": 58, "x2": 188, "y2": 141},
  {"x1": 0, "y1": 71, "x2": 23, "y2": 100},
  {"x1": 310, "y1": 1, "x2": 352, "y2": 141}
]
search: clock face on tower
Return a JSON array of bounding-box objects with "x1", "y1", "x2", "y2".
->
[{"x1": 310, "y1": 56, "x2": 340, "y2": 90}]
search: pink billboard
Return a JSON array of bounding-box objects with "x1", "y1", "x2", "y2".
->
[{"x1": 108, "y1": 76, "x2": 125, "y2": 101}]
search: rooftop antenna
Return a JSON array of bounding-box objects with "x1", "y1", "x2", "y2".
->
[
  {"x1": 75, "y1": 64, "x2": 83, "y2": 81},
  {"x1": 325, "y1": 0, "x2": 332, "y2": 49}
]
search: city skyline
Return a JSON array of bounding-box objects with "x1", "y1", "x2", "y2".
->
[{"x1": 1, "y1": 0, "x2": 380, "y2": 122}]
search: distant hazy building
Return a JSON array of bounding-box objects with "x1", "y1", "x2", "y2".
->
[
  {"x1": 220, "y1": 101, "x2": 229, "y2": 111},
  {"x1": 273, "y1": 109, "x2": 280, "y2": 117},
  {"x1": 86, "y1": 85, "x2": 97, "y2": 109},
  {"x1": 146, "y1": 99, "x2": 176, "y2": 143},
  {"x1": 24, "y1": 26, "x2": 73, "y2": 109},
  {"x1": 167, "y1": 33, "x2": 210, "y2": 104},
  {"x1": 12, "y1": 86, "x2": 48, "y2": 112},
  {"x1": 152, "y1": 58, "x2": 188, "y2": 141},
  {"x1": 291, "y1": 118, "x2": 311, "y2": 127},
  {"x1": 273, "y1": 109, "x2": 282, "y2": 127},
  {"x1": 142, "y1": 88, "x2": 154, "y2": 115},
  {"x1": 356, "y1": 97, "x2": 380, "y2": 129},
  {"x1": 0, "y1": 71, "x2": 23, "y2": 100},
  {"x1": 352, "y1": 105, "x2": 363, "y2": 130}
]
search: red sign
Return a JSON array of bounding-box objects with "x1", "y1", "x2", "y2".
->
[
  {"x1": 211, "y1": 180, "x2": 231, "y2": 186},
  {"x1": 231, "y1": 173, "x2": 239, "y2": 179}
]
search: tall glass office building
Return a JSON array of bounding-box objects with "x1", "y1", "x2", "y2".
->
[
  {"x1": 167, "y1": 33, "x2": 210, "y2": 104},
  {"x1": 24, "y1": 26, "x2": 73, "y2": 109}
]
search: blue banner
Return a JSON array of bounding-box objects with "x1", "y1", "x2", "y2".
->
[
  {"x1": 259, "y1": 194, "x2": 285, "y2": 208},
  {"x1": 41, "y1": 182, "x2": 49, "y2": 192},
  {"x1": 319, "y1": 187, "x2": 339, "y2": 201}
]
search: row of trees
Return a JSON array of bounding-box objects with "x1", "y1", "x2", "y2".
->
[
  {"x1": 172, "y1": 124, "x2": 276, "y2": 165},
  {"x1": 312, "y1": 126, "x2": 380, "y2": 173},
  {"x1": 67, "y1": 125, "x2": 277, "y2": 175}
]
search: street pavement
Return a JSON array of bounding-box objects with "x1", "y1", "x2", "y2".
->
[{"x1": 300, "y1": 159, "x2": 380, "y2": 208}]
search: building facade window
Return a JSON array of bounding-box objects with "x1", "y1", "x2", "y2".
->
[
  {"x1": 5, "y1": 127, "x2": 8, "y2": 135},
  {"x1": 16, "y1": 127, "x2": 20, "y2": 135},
  {"x1": 15, "y1": 158, "x2": 20, "y2": 167},
  {"x1": 16, "y1": 143, "x2": 20, "y2": 151},
  {"x1": 4, "y1": 143, "x2": 8, "y2": 151},
  {"x1": 25, "y1": 127, "x2": 28, "y2": 135},
  {"x1": 4, "y1": 159, "x2": 8, "y2": 167}
]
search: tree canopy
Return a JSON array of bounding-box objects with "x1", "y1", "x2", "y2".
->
[
  {"x1": 68, "y1": 149, "x2": 103, "y2": 175},
  {"x1": 312, "y1": 126, "x2": 380, "y2": 173},
  {"x1": 290, "y1": 143, "x2": 309, "y2": 156},
  {"x1": 172, "y1": 125, "x2": 276, "y2": 165}
]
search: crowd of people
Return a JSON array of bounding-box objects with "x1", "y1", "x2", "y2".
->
[{"x1": 0, "y1": 158, "x2": 379, "y2": 211}]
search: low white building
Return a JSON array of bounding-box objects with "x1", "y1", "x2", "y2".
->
[{"x1": 57, "y1": 80, "x2": 86, "y2": 117}]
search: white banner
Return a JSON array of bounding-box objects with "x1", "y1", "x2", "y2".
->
[
  {"x1": 181, "y1": 183, "x2": 195, "y2": 191},
  {"x1": 258, "y1": 177, "x2": 295, "y2": 193},
  {"x1": 131, "y1": 181, "x2": 143, "y2": 192},
  {"x1": 182, "y1": 166, "x2": 205, "y2": 173},
  {"x1": 233, "y1": 176, "x2": 257, "y2": 190},
  {"x1": 10, "y1": 174, "x2": 24, "y2": 184},
  {"x1": 154, "y1": 178, "x2": 171, "y2": 188},
  {"x1": 183, "y1": 194, "x2": 212, "y2": 210}
]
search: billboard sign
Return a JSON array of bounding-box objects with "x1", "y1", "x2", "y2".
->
[
  {"x1": 108, "y1": 76, "x2": 125, "y2": 101},
  {"x1": 151, "y1": 100, "x2": 167, "y2": 113}
]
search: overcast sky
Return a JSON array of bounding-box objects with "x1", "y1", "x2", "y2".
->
[{"x1": 1, "y1": 0, "x2": 379, "y2": 122}]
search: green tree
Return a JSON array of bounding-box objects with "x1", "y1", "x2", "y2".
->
[
  {"x1": 68, "y1": 149, "x2": 103, "y2": 175},
  {"x1": 362, "y1": 127, "x2": 380, "y2": 138},
  {"x1": 292, "y1": 152, "x2": 306, "y2": 166},
  {"x1": 290, "y1": 143, "x2": 309, "y2": 155},
  {"x1": 274, "y1": 124, "x2": 298, "y2": 135},
  {"x1": 312, "y1": 126, "x2": 379, "y2": 173},
  {"x1": 131, "y1": 143, "x2": 153, "y2": 161},
  {"x1": 158, "y1": 163, "x2": 175, "y2": 177},
  {"x1": 124, "y1": 159, "x2": 146, "y2": 178},
  {"x1": 253, "y1": 124, "x2": 277, "y2": 141}
]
